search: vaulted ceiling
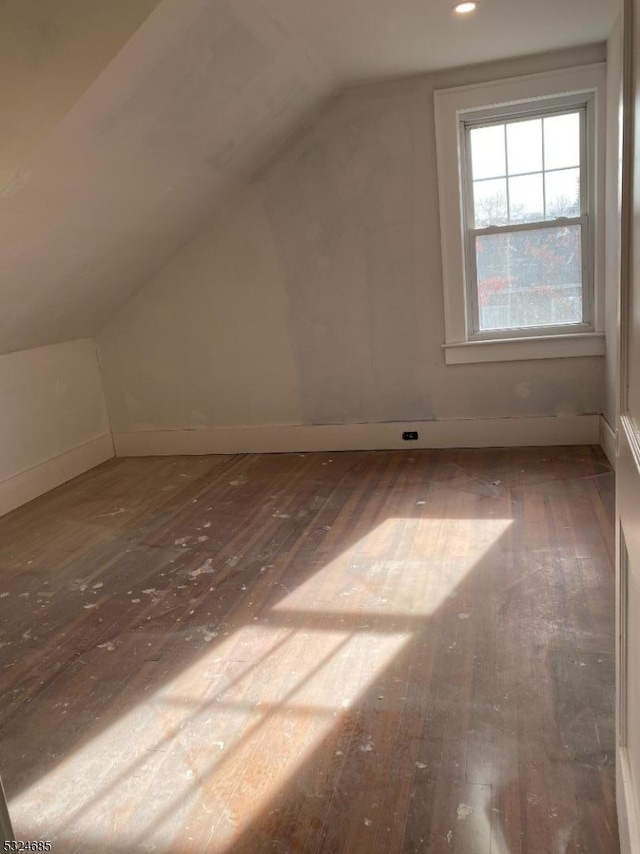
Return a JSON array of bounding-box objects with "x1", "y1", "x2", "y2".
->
[{"x1": 0, "y1": 0, "x2": 619, "y2": 354}]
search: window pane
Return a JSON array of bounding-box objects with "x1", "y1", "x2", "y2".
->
[
  {"x1": 545, "y1": 167, "x2": 580, "y2": 218},
  {"x1": 543, "y1": 112, "x2": 580, "y2": 170},
  {"x1": 508, "y1": 173, "x2": 544, "y2": 223},
  {"x1": 476, "y1": 225, "x2": 583, "y2": 331},
  {"x1": 470, "y1": 125, "x2": 506, "y2": 179},
  {"x1": 506, "y1": 119, "x2": 542, "y2": 175},
  {"x1": 473, "y1": 178, "x2": 508, "y2": 227}
]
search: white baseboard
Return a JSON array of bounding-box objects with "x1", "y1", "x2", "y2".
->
[
  {"x1": 113, "y1": 414, "x2": 600, "y2": 457},
  {"x1": 0, "y1": 434, "x2": 114, "y2": 518},
  {"x1": 600, "y1": 414, "x2": 617, "y2": 469},
  {"x1": 618, "y1": 748, "x2": 640, "y2": 854}
]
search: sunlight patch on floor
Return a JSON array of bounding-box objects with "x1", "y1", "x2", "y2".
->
[
  {"x1": 10, "y1": 516, "x2": 513, "y2": 852},
  {"x1": 274, "y1": 518, "x2": 513, "y2": 617}
]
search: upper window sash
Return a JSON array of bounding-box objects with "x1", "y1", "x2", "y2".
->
[{"x1": 460, "y1": 101, "x2": 590, "y2": 231}]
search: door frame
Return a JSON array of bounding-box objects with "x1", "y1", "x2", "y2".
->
[{"x1": 616, "y1": 0, "x2": 640, "y2": 850}]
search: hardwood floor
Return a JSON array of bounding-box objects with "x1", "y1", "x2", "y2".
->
[{"x1": 0, "y1": 447, "x2": 617, "y2": 853}]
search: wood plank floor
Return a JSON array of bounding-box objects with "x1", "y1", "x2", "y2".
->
[{"x1": 0, "y1": 447, "x2": 617, "y2": 853}]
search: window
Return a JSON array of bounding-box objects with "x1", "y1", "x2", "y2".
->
[
  {"x1": 465, "y1": 102, "x2": 590, "y2": 334},
  {"x1": 435, "y1": 65, "x2": 606, "y2": 364}
]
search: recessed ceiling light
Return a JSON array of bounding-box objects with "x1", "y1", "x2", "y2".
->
[{"x1": 453, "y1": 1, "x2": 479, "y2": 13}]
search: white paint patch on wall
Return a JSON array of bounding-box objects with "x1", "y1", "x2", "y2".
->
[
  {"x1": 98, "y1": 45, "x2": 606, "y2": 436},
  {"x1": 0, "y1": 340, "x2": 112, "y2": 515}
]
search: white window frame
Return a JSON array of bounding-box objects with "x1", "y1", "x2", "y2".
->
[{"x1": 434, "y1": 64, "x2": 606, "y2": 365}]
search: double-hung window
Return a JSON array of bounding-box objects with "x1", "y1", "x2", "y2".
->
[
  {"x1": 435, "y1": 65, "x2": 606, "y2": 364},
  {"x1": 464, "y1": 100, "x2": 591, "y2": 335}
]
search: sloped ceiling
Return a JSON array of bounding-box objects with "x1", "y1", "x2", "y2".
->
[
  {"x1": 0, "y1": 0, "x2": 619, "y2": 354},
  {"x1": 0, "y1": 0, "x2": 163, "y2": 190}
]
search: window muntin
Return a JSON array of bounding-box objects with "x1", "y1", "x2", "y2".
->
[{"x1": 462, "y1": 104, "x2": 591, "y2": 337}]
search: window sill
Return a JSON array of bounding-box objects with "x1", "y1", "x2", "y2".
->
[{"x1": 442, "y1": 332, "x2": 606, "y2": 365}]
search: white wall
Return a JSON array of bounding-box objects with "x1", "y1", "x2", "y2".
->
[
  {"x1": 99, "y1": 44, "x2": 607, "y2": 454},
  {"x1": 0, "y1": 339, "x2": 113, "y2": 517}
]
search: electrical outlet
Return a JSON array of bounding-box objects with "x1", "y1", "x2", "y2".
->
[{"x1": 402, "y1": 431, "x2": 418, "y2": 441}]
